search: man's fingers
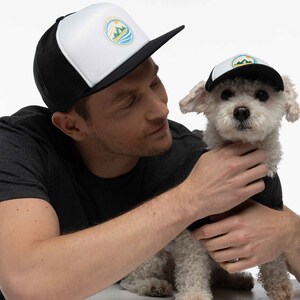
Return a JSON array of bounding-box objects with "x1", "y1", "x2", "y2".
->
[
  {"x1": 209, "y1": 246, "x2": 246, "y2": 263},
  {"x1": 192, "y1": 217, "x2": 233, "y2": 240},
  {"x1": 220, "y1": 256, "x2": 258, "y2": 274},
  {"x1": 219, "y1": 142, "x2": 262, "y2": 157}
]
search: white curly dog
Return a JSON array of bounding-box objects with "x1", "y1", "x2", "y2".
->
[{"x1": 120, "y1": 54, "x2": 300, "y2": 300}]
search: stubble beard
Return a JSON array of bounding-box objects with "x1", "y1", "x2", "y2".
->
[{"x1": 94, "y1": 130, "x2": 173, "y2": 160}]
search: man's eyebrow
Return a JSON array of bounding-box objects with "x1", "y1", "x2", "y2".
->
[{"x1": 111, "y1": 64, "x2": 160, "y2": 103}]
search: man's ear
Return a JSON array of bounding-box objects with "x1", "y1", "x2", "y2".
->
[{"x1": 51, "y1": 111, "x2": 87, "y2": 141}]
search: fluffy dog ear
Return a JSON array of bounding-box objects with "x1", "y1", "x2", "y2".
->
[
  {"x1": 179, "y1": 80, "x2": 208, "y2": 114},
  {"x1": 282, "y1": 75, "x2": 300, "y2": 122}
]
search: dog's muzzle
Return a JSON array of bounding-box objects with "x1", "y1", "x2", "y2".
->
[{"x1": 233, "y1": 106, "x2": 252, "y2": 130}]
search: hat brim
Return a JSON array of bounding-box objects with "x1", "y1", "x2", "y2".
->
[
  {"x1": 205, "y1": 64, "x2": 284, "y2": 92},
  {"x1": 83, "y1": 25, "x2": 185, "y2": 97}
]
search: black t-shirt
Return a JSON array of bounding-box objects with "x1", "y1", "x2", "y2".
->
[
  {"x1": 0, "y1": 105, "x2": 283, "y2": 299},
  {"x1": 0, "y1": 105, "x2": 283, "y2": 234}
]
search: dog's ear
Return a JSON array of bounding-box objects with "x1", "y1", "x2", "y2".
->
[
  {"x1": 282, "y1": 75, "x2": 300, "y2": 122},
  {"x1": 179, "y1": 80, "x2": 208, "y2": 114}
]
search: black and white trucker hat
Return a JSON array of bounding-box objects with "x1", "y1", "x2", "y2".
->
[
  {"x1": 33, "y1": 3, "x2": 184, "y2": 112},
  {"x1": 205, "y1": 54, "x2": 284, "y2": 92}
]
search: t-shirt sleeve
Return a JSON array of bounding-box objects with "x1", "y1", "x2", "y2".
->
[{"x1": 0, "y1": 128, "x2": 49, "y2": 202}]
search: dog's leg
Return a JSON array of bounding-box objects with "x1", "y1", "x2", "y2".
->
[
  {"x1": 258, "y1": 254, "x2": 293, "y2": 300},
  {"x1": 120, "y1": 250, "x2": 174, "y2": 297},
  {"x1": 172, "y1": 230, "x2": 213, "y2": 300},
  {"x1": 211, "y1": 260, "x2": 254, "y2": 291}
]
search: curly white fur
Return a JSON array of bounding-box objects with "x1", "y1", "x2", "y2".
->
[
  {"x1": 120, "y1": 75, "x2": 300, "y2": 300},
  {"x1": 180, "y1": 76, "x2": 299, "y2": 177}
]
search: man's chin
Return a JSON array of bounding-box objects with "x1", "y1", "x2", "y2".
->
[{"x1": 142, "y1": 138, "x2": 173, "y2": 157}]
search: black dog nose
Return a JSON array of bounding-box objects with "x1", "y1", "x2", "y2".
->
[{"x1": 233, "y1": 106, "x2": 250, "y2": 121}]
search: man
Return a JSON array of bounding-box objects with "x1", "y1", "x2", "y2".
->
[{"x1": 0, "y1": 3, "x2": 294, "y2": 299}]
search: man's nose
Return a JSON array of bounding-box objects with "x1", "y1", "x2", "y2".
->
[{"x1": 145, "y1": 92, "x2": 169, "y2": 120}]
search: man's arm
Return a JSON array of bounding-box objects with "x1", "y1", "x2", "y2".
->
[
  {"x1": 0, "y1": 193, "x2": 191, "y2": 300},
  {"x1": 283, "y1": 206, "x2": 300, "y2": 282},
  {"x1": 0, "y1": 143, "x2": 267, "y2": 299}
]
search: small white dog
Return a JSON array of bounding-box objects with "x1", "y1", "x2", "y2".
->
[{"x1": 120, "y1": 54, "x2": 300, "y2": 300}]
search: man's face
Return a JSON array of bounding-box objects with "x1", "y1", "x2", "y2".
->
[{"x1": 82, "y1": 58, "x2": 172, "y2": 158}]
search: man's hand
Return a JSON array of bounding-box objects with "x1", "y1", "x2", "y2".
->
[
  {"x1": 179, "y1": 142, "x2": 268, "y2": 220},
  {"x1": 192, "y1": 200, "x2": 295, "y2": 273}
]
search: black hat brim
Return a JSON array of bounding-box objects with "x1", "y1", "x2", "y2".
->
[
  {"x1": 84, "y1": 25, "x2": 185, "y2": 97},
  {"x1": 205, "y1": 64, "x2": 284, "y2": 92}
]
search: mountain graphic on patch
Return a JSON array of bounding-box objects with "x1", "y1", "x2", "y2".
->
[
  {"x1": 113, "y1": 26, "x2": 126, "y2": 41},
  {"x1": 234, "y1": 59, "x2": 253, "y2": 66}
]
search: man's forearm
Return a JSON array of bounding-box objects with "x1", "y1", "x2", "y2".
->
[
  {"x1": 285, "y1": 250, "x2": 300, "y2": 282},
  {"x1": 4, "y1": 188, "x2": 194, "y2": 299}
]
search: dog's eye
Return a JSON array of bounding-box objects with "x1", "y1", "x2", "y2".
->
[
  {"x1": 221, "y1": 89, "x2": 234, "y2": 100},
  {"x1": 255, "y1": 90, "x2": 269, "y2": 102}
]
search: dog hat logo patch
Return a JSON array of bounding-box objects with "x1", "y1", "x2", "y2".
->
[
  {"x1": 104, "y1": 17, "x2": 134, "y2": 45},
  {"x1": 232, "y1": 54, "x2": 257, "y2": 69}
]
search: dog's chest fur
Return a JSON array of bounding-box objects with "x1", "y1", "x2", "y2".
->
[{"x1": 203, "y1": 123, "x2": 281, "y2": 178}]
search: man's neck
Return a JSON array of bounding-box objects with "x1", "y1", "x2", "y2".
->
[{"x1": 74, "y1": 141, "x2": 140, "y2": 179}]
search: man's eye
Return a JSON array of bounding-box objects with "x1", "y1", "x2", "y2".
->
[
  {"x1": 122, "y1": 96, "x2": 136, "y2": 109},
  {"x1": 221, "y1": 89, "x2": 234, "y2": 100},
  {"x1": 255, "y1": 89, "x2": 269, "y2": 102}
]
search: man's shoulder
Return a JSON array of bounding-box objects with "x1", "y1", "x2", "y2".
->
[
  {"x1": 152, "y1": 120, "x2": 207, "y2": 175},
  {"x1": 145, "y1": 121, "x2": 206, "y2": 196},
  {"x1": 0, "y1": 105, "x2": 52, "y2": 128},
  {"x1": 0, "y1": 105, "x2": 61, "y2": 145},
  {"x1": 168, "y1": 119, "x2": 206, "y2": 147}
]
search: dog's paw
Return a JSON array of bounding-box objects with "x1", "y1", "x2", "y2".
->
[
  {"x1": 175, "y1": 291, "x2": 213, "y2": 300},
  {"x1": 121, "y1": 277, "x2": 173, "y2": 297},
  {"x1": 258, "y1": 255, "x2": 293, "y2": 299},
  {"x1": 264, "y1": 282, "x2": 293, "y2": 300},
  {"x1": 147, "y1": 278, "x2": 173, "y2": 297}
]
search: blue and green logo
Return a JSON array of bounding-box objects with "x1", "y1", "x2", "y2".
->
[
  {"x1": 232, "y1": 54, "x2": 256, "y2": 68},
  {"x1": 104, "y1": 17, "x2": 134, "y2": 45}
]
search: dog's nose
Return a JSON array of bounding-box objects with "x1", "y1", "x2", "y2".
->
[{"x1": 233, "y1": 106, "x2": 250, "y2": 121}]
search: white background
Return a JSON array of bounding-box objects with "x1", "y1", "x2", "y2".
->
[{"x1": 1, "y1": 0, "x2": 299, "y2": 278}]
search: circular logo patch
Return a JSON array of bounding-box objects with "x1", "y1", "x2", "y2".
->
[
  {"x1": 104, "y1": 17, "x2": 134, "y2": 45},
  {"x1": 232, "y1": 54, "x2": 256, "y2": 68}
]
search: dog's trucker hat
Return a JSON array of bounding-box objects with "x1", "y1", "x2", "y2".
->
[
  {"x1": 205, "y1": 54, "x2": 284, "y2": 92},
  {"x1": 33, "y1": 3, "x2": 184, "y2": 112}
]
